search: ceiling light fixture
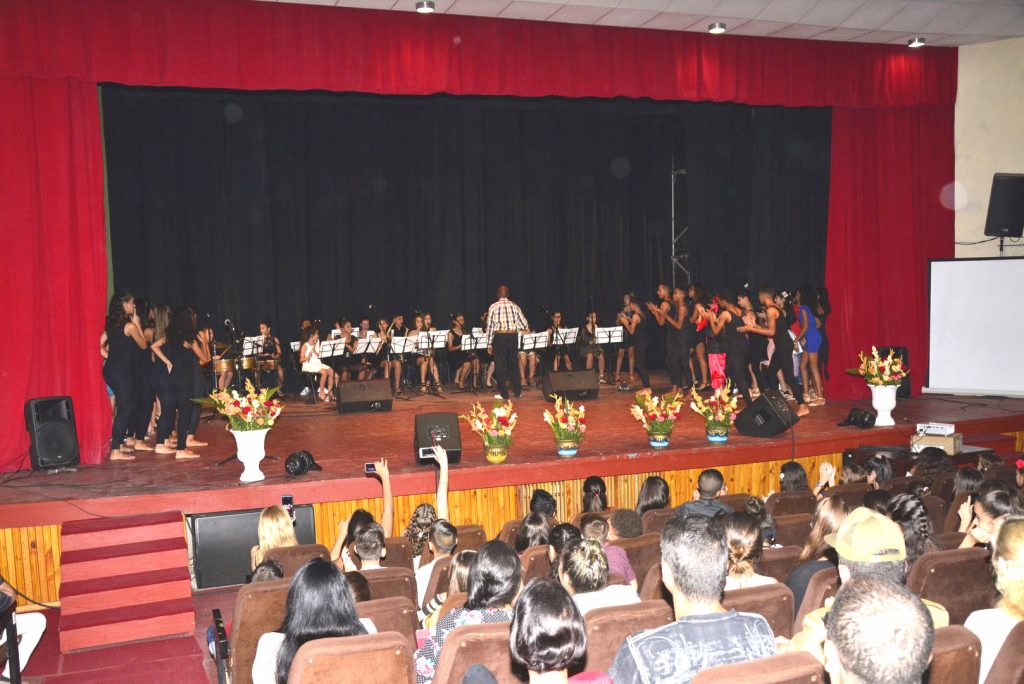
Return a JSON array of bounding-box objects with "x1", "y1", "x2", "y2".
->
[
  {"x1": 708, "y1": 22, "x2": 726, "y2": 34},
  {"x1": 908, "y1": 36, "x2": 925, "y2": 48},
  {"x1": 416, "y1": 0, "x2": 435, "y2": 13}
]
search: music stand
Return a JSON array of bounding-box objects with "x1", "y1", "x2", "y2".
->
[
  {"x1": 521, "y1": 332, "x2": 548, "y2": 352},
  {"x1": 595, "y1": 326, "x2": 624, "y2": 345}
]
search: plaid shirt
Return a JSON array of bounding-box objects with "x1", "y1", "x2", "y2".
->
[{"x1": 485, "y1": 298, "x2": 528, "y2": 338}]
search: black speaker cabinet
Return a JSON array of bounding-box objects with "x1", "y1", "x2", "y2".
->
[
  {"x1": 877, "y1": 346, "x2": 910, "y2": 398},
  {"x1": 735, "y1": 388, "x2": 799, "y2": 437},
  {"x1": 336, "y1": 380, "x2": 393, "y2": 414},
  {"x1": 414, "y1": 412, "x2": 462, "y2": 465},
  {"x1": 984, "y1": 173, "x2": 1024, "y2": 238},
  {"x1": 541, "y1": 370, "x2": 599, "y2": 401},
  {"x1": 24, "y1": 396, "x2": 80, "y2": 470},
  {"x1": 189, "y1": 505, "x2": 316, "y2": 588}
]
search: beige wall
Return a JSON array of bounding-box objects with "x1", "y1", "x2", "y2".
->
[{"x1": 955, "y1": 37, "x2": 1024, "y2": 258}]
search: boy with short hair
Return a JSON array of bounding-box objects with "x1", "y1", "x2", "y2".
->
[{"x1": 675, "y1": 468, "x2": 733, "y2": 518}]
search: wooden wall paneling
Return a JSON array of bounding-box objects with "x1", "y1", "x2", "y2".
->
[{"x1": 0, "y1": 524, "x2": 61, "y2": 609}]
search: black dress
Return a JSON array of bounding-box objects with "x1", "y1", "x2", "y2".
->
[
  {"x1": 103, "y1": 324, "x2": 136, "y2": 451},
  {"x1": 632, "y1": 312, "x2": 651, "y2": 389},
  {"x1": 665, "y1": 304, "x2": 692, "y2": 389},
  {"x1": 767, "y1": 306, "x2": 805, "y2": 405},
  {"x1": 723, "y1": 312, "x2": 752, "y2": 403}
]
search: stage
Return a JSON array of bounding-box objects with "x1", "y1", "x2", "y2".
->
[{"x1": 3, "y1": 378, "x2": 1024, "y2": 529}]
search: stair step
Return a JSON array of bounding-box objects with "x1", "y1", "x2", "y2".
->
[
  {"x1": 60, "y1": 611, "x2": 196, "y2": 653},
  {"x1": 61, "y1": 577, "x2": 193, "y2": 615},
  {"x1": 62, "y1": 511, "x2": 183, "y2": 537},
  {"x1": 61, "y1": 547, "x2": 187, "y2": 583},
  {"x1": 61, "y1": 567, "x2": 191, "y2": 598},
  {"x1": 62, "y1": 519, "x2": 184, "y2": 553},
  {"x1": 60, "y1": 537, "x2": 185, "y2": 566},
  {"x1": 44, "y1": 654, "x2": 207, "y2": 684},
  {"x1": 60, "y1": 596, "x2": 195, "y2": 632}
]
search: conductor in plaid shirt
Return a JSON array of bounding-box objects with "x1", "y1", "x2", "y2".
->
[{"x1": 486, "y1": 285, "x2": 529, "y2": 400}]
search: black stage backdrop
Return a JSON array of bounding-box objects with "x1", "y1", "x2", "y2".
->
[{"x1": 103, "y1": 86, "x2": 830, "y2": 343}]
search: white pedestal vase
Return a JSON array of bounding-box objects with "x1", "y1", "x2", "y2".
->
[
  {"x1": 869, "y1": 384, "x2": 898, "y2": 427},
  {"x1": 231, "y1": 428, "x2": 270, "y2": 483}
]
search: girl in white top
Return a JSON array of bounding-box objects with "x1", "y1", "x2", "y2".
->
[
  {"x1": 299, "y1": 328, "x2": 335, "y2": 401},
  {"x1": 723, "y1": 511, "x2": 779, "y2": 591},
  {"x1": 559, "y1": 538, "x2": 640, "y2": 616},
  {"x1": 965, "y1": 515, "x2": 1024, "y2": 683}
]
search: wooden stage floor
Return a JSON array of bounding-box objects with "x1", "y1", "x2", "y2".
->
[{"x1": 3, "y1": 375, "x2": 1023, "y2": 527}]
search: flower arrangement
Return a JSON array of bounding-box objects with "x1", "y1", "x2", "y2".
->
[
  {"x1": 857, "y1": 346, "x2": 909, "y2": 386},
  {"x1": 630, "y1": 390, "x2": 685, "y2": 435},
  {"x1": 542, "y1": 396, "x2": 587, "y2": 442},
  {"x1": 206, "y1": 380, "x2": 283, "y2": 431},
  {"x1": 461, "y1": 400, "x2": 518, "y2": 447},
  {"x1": 689, "y1": 380, "x2": 740, "y2": 426}
]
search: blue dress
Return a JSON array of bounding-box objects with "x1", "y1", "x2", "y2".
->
[{"x1": 801, "y1": 304, "x2": 822, "y2": 353}]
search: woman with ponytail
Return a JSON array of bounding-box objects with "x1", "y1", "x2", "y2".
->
[
  {"x1": 886, "y1": 493, "x2": 938, "y2": 568},
  {"x1": 558, "y1": 538, "x2": 639, "y2": 615},
  {"x1": 722, "y1": 512, "x2": 777, "y2": 590}
]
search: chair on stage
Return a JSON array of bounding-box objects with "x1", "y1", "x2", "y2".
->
[{"x1": 287, "y1": 632, "x2": 415, "y2": 684}]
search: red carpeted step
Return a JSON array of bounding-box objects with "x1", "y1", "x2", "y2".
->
[
  {"x1": 60, "y1": 567, "x2": 192, "y2": 614},
  {"x1": 61, "y1": 567, "x2": 190, "y2": 598},
  {"x1": 61, "y1": 511, "x2": 183, "y2": 537},
  {"x1": 59, "y1": 598, "x2": 195, "y2": 652},
  {"x1": 60, "y1": 537, "x2": 185, "y2": 567},
  {"x1": 61, "y1": 547, "x2": 188, "y2": 583},
  {"x1": 62, "y1": 517, "x2": 184, "y2": 552}
]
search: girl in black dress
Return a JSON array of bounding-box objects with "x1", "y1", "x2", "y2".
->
[
  {"x1": 577, "y1": 310, "x2": 606, "y2": 382},
  {"x1": 101, "y1": 291, "x2": 149, "y2": 461},
  {"x1": 736, "y1": 290, "x2": 766, "y2": 397},
  {"x1": 614, "y1": 292, "x2": 637, "y2": 385},
  {"x1": 648, "y1": 285, "x2": 692, "y2": 394},
  {"x1": 547, "y1": 311, "x2": 573, "y2": 371},
  {"x1": 740, "y1": 286, "x2": 810, "y2": 417},
  {"x1": 618, "y1": 300, "x2": 650, "y2": 389},
  {"x1": 688, "y1": 283, "x2": 710, "y2": 390},
  {"x1": 447, "y1": 313, "x2": 473, "y2": 390},
  {"x1": 706, "y1": 290, "x2": 753, "y2": 404},
  {"x1": 126, "y1": 299, "x2": 155, "y2": 453},
  {"x1": 151, "y1": 306, "x2": 202, "y2": 459}
]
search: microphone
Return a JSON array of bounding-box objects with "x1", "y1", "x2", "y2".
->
[{"x1": 224, "y1": 318, "x2": 233, "y2": 328}]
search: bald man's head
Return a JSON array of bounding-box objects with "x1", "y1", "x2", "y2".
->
[{"x1": 497, "y1": 285, "x2": 510, "y2": 299}]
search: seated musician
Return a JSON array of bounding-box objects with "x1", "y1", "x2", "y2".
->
[
  {"x1": 518, "y1": 330, "x2": 539, "y2": 389},
  {"x1": 336, "y1": 320, "x2": 365, "y2": 383},
  {"x1": 258, "y1": 319, "x2": 285, "y2": 390},
  {"x1": 547, "y1": 311, "x2": 574, "y2": 372},
  {"x1": 422, "y1": 313, "x2": 444, "y2": 394},
  {"x1": 356, "y1": 317, "x2": 377, "y2": 380},
  {"x1": 447, "y1": 313, "x2": 474, "y2": 390},
  {"x1": 578, "y1": 309, "x2": 607, "y2": 383},
  {"x1": 300, "y1": 327, "x2": 335, "y2": 401}
]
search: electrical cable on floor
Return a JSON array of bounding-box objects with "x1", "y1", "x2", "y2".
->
[{"x1": 0, "y1": 574, "x2": 59, "y2": 610}]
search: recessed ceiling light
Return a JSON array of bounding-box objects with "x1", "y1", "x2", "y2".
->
[
  {"x1": 416, "y1": 0, "x2": 435, "y2": 13},
  {"x1": 708, "y1": 22, "x2": 726, "y2": 35},
  {"x1": 908, "y1": 36, "x2": 925, "y2": 48}
]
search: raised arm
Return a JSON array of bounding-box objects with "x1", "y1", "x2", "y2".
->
[
  {"x1": 126, "y1": 316, "x2": 148, "y2": 350},
  {"x1": 374, "y1": 459, "x2": 394, "y2": 537},
  {"x1": 740, "y1": 307, "x2": 777, "y2": 337},
  {"x1": 708, "y1": 309, "x2": 727, "y2": 336},
  {"x1": 433, "y1": 446, "x2": 450, "y2": 521}
]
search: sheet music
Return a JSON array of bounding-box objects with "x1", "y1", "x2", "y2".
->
[
  {"x1": 242, "y1": 336, "x2": 266, "y2": 356},
  {"x1": 428, "y1": 330, "x2": 448, "y2": 349},
  {"x1": 551, "y1": 327, "x2": 579, "y2": 345},
  {"x1": 290, "y1": 341, "x2": 301, "y2": 352},
  {"x1": 520, "y1": 332, "x2": 549, "y2": 351},
  {"x1": 390, "y1": 336, "x2": 416, "y2": 354},
  {"x1": 318, "y1": 339, "x2": 345, "y2": 358},
  {"x1": 462, "y1": 333, "x2": 489, "y2": 350},
  {"x1": 355, "y1": 337, "x2": 381, "y2": 354},
  {"x1": 595, "y1": 326, "x2": 625, "y2": 344}
]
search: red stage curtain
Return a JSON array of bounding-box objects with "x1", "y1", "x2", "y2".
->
[
  {"x1": 0, "y1": 0, "x2": 955, "y2": 470},
  {"x1": 825, "y1": 107, "x2": 955, "y2": 399},
  {"x1": 0, "y1": 75, "x2": 109, "y2": 468}
]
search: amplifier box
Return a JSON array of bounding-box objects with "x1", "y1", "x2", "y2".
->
[
  {"x1": 916, "y1": 422, "x2": 956, "y2": 436},
  {"x1": 911, "y1": 433, "x2": 963, "y2": 455}
]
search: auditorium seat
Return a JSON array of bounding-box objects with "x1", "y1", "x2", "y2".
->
[
  {"x1": 582, "y1": 600, "x2": 674, "y2": 672},
  {"x1": 228, "y1": 578, "x2": 290, "y2": 684},
  {"x1": 287, "y1": 632, "x2": 415, "y2": 684},
  {"x1": 431, "y1": 622, "x2": 517, "y2": 684},
  {"x1": 264, "y1": 544, "x2": 331, "y2": 577},
  {"x1": 455, "y1": 525, "x2": 487, "y2": 552},
  {"x1": 983, "y1": 464, "x2": 1018, "y2": 489},
  {"x1": 885, "y1": 476, "x2": 929, "y2": 495},
  {"x1": 690, "y1": 651, "x2": 824, "y2": 683},
  {"x1": 765, "y1": 492, "x2": 816, "y2": 517},
  {"x1": 792, "y1": 567, "x2": 840, "y2": 633},
  {"x1": 638, "y1": 564, "x2": 670, "y2": 604},
  {"x1": 942, "y1": 492, "x2": 970, "y2": 534},
  {"x1": 906, "y1": 547, "x2": 997, "y2": 624},
  {"x1": 931, "y1": 471, "x2": 956, "y2": 502},
  {"x1": 495, "y1": 518, "x2": 521, "y2": 545},
  {"x1": 437, "y1": 591, "x2": 467, "y2": 623},
  {"x1": 935, "y1": 531, "x2": 967, "y2": 550},
  {"x1": 362, "y1": 567, "x2": 418, "y2": 608},
  {"x1": 719, "y1": 493, "x2": 755, "y2": 512},
  {"x1": 723, "y1": 583, "x2": 795, "y2": 639},
  {"x1": 821, "y1": 483, "x2": 871, "y2": 510},
  {"x1": 570, "y1": 509, "x2": 615, "y2": 528},
  {"x1": 760, "y1": 546, "x2": 803, "y2": 583},
  {"x1": 420, "y1": 556, "x2": 452, "y2": 612},
  {"x1": 355, "y1": 596, "x2": 419, "y2": 650},
  {"x1": 925, "y1": 625, "x2": 981, "y2": 684},
  {"x1": 921, "y1": 495, "x2": 948, "y2": 535},
  {"x1": 609, "y1": 532, "x2": 661, "y2": 585},
  {"x1": 984, "y1": 621, "x2": 1024, "y2": 684},
  {"x1": 773, "y1": 514, "x2": 812, "y2": 547},
  {"x1": 641, "y1": 508, "x2": 675, "y2": 535},
  {"x1": 520, "y1": 545, "x2": 553, "y2": 584},
  {"x1": 382, "y1": 536, "x2": 415, "y2": 572}
]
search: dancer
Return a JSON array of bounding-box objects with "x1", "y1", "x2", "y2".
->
[
  {"x1": 618, "y1": 298, "x2": 650, "y2": 390},
  {"x1": 150, "y1": 306, "x2": 203, "y2": 459},
  {"x1": 740, "y1": 286, "x2": 809, "y2": 416},
  {"x1": 125, "y1": 299, "x2": 155, "y2": 453},
  {"x1": 688, "y1": 283, "x2": 711, "y2": 390},
  {"x1": 614, "y1": 292, "x2": 637, "y2": 385},
  {"x1": 737, "y1": 290, "x2": 765, "y2": 397},
  {"x1": 649, "y1": 285, "x2": 692, "y2": 394},
  {"x1": 485, "y1": 285, "x2": 529, "y2": 400},
  {"x1": 102, "y1": 291, "x2": 149, "y2": 461},
  {"x1": 796, "y1": 287, "x2": 825, "y2": 406},
  {"x1": 706, "y1": 290, "x2": 753, "y2": 404}
]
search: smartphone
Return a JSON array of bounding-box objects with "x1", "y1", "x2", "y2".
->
[
  {"x1": 364, "y1": 462, "x2": 377, "y2": 474},
  {"x1": 281, "y1": 495, "x2": 295, "y2": 522}
]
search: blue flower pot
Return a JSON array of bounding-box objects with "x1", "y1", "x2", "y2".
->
[{"x1": 648, "y1": 433, "x2": 671, "y2": 449}]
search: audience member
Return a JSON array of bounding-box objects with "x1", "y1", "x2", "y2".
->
[
  {"x1": 676, "y1": 468, "x2": 733, "y2": 518},
  {"x1": 862, "y1": 489, "x2": 892, "y2": 515},
  {"x1": 414, "y1": 541, "x2": 521, "y2": 684},
  {"x1": 953, "y1": 467, "x2": 985, "y2": 498},
  {"x1": 1016, "y1": 458, "x2": 1023, "y2": 489},
  {"x1": 345, "y1": 571, "x2": 371, "y2": 602},
  {"x1": 838, "y1": 463, "x2": 867, "y2": 485},
  {"x1": 635, "y1": 475, "x2": 671, "y2": 516},
  {"x1": 251, "y1": 559, "x2": 284, "y2": 583},
  {"x1": 722, "y1": 512, "x2": 777, "y2": 590},
  {"x1": 886, "y1": 493, "x2": 938, "y2": 568},
  {"x1": 862, "y1": 455, "x2": 892, "y2": 490},
  {"x1": 779, "y1": 461, "x2": 809, "y2": 492},
  {"x1": 609, "y1": 516, "x2": 775, "y2": 683},
  {"x1": 344, "y1": 522, "x2": 387, "y2": 573},
  {"x1": 911, "y1": 446, "x2": 954, "y2": 484},
  {"x1": 560, "y1": 538, "x2": 640, "y2": 615},
  {"x1": 977, "y1": 452, "x2": 1003, "y2": 473},
  {"x1": 824, "y1": 577, "x2": 934, "y2": 684},
  {"x1": 251, "y1": 558, "x2": 370, "y2": 684},
  {"x1": 416, "y1": 520, "x2": 458, "y2": 608},
  {"x1": 583, "y1": 475, "x2": 609, "y2": 513},
  {"x1": 422, "y1": 549, "x2": 476, "y2": 629},
  {"x1": 609, "y1": 509, "x2": 643, "y2": 540},
  {"x1": 745, "y1": 496, "x2": 777, "y2": 546},
  {"x1": 785, "y1": 496, "x2": 849, "y2": 609},
  {"x1": 405, "y1": 448, "x2": 450, "y2": 567},
  {"x1": 511, "y1": 578, "x2": 587, "y2": 683},
  {"x1": 0, "y1": 580, "x2": 46, "y2": 681},
  {"x1": 812, "y1": 462, "x2": 836, "y2": 498},
  {"x1": 960, "y1": 488, "x2": 1024, "y2": 548},
  {"x1": 250, "y1": 505, "x2": 298, "y2": 570},
  {"x1": 549, "y1": 523, "x2": 583, "y2": 578},
  {"x1": 965, "y1": 516, "x2": 1024, "y2": 682},
  {"x1": 530, "y1": 489, "x2": 558, "y2": 519},
  {"x1": 515, "y1": 511, "x2": 551, "y2": 553},
  {"x1": 782, "y1": 507, "x2": 947, "y2": 662},
  {"x1": 581, "y1": 514, "x2": 636, "y2": 589},
  {"x1": 906, "y1": 481, "x2": 931, "y2": 499},
  {"x1": 329, "y1": 458, "x2": 396, "y2": 563}
]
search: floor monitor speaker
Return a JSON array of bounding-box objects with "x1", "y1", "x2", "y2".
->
[
  {"x1": 734, "y1": 388, "x2": 799, "y2": 437},
  {"x1": 24, "y1": 396, "x2": 80, "y2": 470},
  {"x1": 336, "y1": 380, "x2": 393, "y2": 414},
  {"x1": 414, "y1": 412, "x2": 462, "y2": 465},
  {"x1": 541, "y1": 370, "x2": 599, "y2": 401}
]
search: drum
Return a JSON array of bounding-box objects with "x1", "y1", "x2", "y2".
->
[
  {"x1": 239, "y1": 356, "x2": 257, "y2": 370},
  {"x1": 258, "y1": 359, "x2": 278, "y2": 372},
  {"x1": 214, "y1": 358, "x2": 235, "y2": 374}
]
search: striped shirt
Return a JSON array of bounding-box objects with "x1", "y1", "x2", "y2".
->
[{"x1": 485, "y1": 298, "x2": 528, "y2": 337}]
